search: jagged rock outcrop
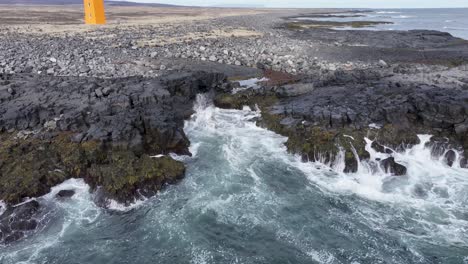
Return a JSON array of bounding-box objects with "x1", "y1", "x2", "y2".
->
[
  {"x1": 214, "y1": 71, "x2": 468, "y2": 172},
  {"x1": 0, "y1": 200, "x2": 40, "y2": 244},
  {"x1": 381, "y1": 157, "x2": 407, "y2": 176},
  {"x1": 0, "y1": 71, "x2": 228, "y2": 207}
]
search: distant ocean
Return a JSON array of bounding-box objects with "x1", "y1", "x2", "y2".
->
[{"x1": 302, "y1": 8, "x2": 468, "y2": 39}]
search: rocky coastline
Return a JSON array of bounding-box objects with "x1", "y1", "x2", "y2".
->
[
  {"x1": 214, "y1": 72, "x2": 468, "y2": 173},
  {"x1": 1, "y1": 8, "x2": 468, "y2": 245}
]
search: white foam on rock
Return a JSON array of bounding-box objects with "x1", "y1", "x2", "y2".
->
[
  {"x1": 186, "y1": 95, "x2": 468, "y2": 247},
  {"x1": 188, "y1": 91, "x2": 467, "y2": 211},
  {"x1": 2, "y1": 94, "x2": 467, "y2": 261},
  {"x1": 150, "y1": 154, "x2": 165, "y2": 158},
  {"x1": 106, "y1": 197, "x2": 147, "y2": 212},
  {"x1": 294, "y1": 134, "x2": 468, "y2": 245},
  {"x1": 42, "y1": 178, "x2": 89, "y2": 200},
  {"x1": 184, "y1": 94, "x2": 468, "y2": 253},
  {"x1": 0, "y1": 178, "x2": 101, "y2": 263},
  {"x1": 42, "y1": 178, "x2": 101, "y2": 225}
]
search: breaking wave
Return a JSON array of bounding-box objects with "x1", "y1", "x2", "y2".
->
[{"x1": 1, "y1": 95, "x2": 467, "y2": 263}]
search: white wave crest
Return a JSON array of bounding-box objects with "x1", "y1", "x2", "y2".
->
[
  {"x1": 444, "y1": 26, "x2": 468, "y2": 31},
  {"x1": 106, "y1": 197, "x2": 147, "y2": 212}
]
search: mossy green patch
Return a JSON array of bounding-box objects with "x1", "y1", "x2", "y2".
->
[
  {"x1": 214, "y1": 91, "x2": 374, "y2": 172},
  {"x1": 0, "y1": 133, "x2": 186, "y2": 205},
  {"x1": 368, "y1": 124, "x2": 420, "y2": 150},
  {"x1": 214, "y1": 92, "x2": 278, "y2": 111}
]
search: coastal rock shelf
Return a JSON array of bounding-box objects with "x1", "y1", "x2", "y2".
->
[
  {"x1": 0, "y1": 6, "x2": 468, "y2": 262},
  {"x1": 1, "y1": 66, "x2": 467, "y2": 245},
  {"x1": 0, "y1": 71, "x2": 231, "y2": 243},
  {"x1": 0, "y1": 71, "x2": 230, "y2": 203},
  {"x1": 214, "y1": 70, "x2": 468, "y2": 173}
]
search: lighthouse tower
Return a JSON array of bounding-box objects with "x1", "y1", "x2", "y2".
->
[{"x1": 84, "y1": 0, "x2": 106, "y2": 25}]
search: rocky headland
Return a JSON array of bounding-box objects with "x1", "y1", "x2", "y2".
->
[{"x1": 1, "y1": 6, "x2": 467, "y2": 244}]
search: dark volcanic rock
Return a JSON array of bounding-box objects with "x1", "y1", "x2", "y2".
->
[
  {"x1": 0, "y1": 200, "x2": 40, "y2": 244},
  {"x1": 444, "y1": 150, "x2": 457, "y2": 167},
  {"x1": 215, "y1": 69, "x2": 468, "y2": 171},
  {"x1": 381, "y1": 157, "x2": 407, "y2": 176},
  {"x1": 55, "y1": 190, "x2": 75, "y2": 199},
  {"x1": 371, "y1": 141, "x2": 386, "y2": 153},
  {"x1": 266, "y1": 80, "x2": 466, "y2": 170},
  {"x1": 371, "y1": 141, "x2": 393, "y2": 154},
  {"x1": 268, "y1": 83, "x2": 468, "y2": 133},
  {"x1": 0, "y1": 71, "x2": 226, "y2": 153},
  {"x1": 285, "y1": 26, "x2": 468, "y2": 64},
  {"x1": 0, "y1": 71, "x2": 227, "y2": 205},
  {"x1": 268, "y1": 80, "x2": 467, "y2": 148}
]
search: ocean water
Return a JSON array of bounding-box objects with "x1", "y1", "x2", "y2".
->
[
  {"x1": 297, "y1": 8, "x2": 468, "y2": 39},
  {"x1": 1, "y1": 95, "x2": 468, "y2": 264}
]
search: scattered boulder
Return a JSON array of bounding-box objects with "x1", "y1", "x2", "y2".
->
[
  {"x1": 46, "y1": 68, "x2": 54, "y2": 75},
  {"x1": 378, "y1": 60, "x2": 389, "y2": 68},
  {"x1": 102, "y1": 87, "x2": 112, "y2": 96},
  {"x1": 94, "y1": 88, "x2": 103, "y2": 98},
  {"x1": 1, "y1": 15, "x2": 468, "y2": 248}
]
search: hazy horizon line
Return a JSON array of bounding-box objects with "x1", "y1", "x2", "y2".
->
[{"x1": 124, "y1": 0, "x2": 468, "y2": 9}]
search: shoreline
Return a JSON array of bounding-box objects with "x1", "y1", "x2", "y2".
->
[{"x1": 1, "y1": 5, "x2": 468, "y2": 245}]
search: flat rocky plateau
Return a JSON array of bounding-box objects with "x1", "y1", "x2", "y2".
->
[{"x1": 0, "y1": 5, "x2": 467, "y2": 244}]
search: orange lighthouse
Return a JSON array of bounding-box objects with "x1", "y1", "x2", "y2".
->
[{"x1": 84, "y1": 0, "x2": 106, "y2": 25}]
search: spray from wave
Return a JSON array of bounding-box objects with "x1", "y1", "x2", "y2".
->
[{"x1": 1, "y1": 94, "x2": 467, "y2": 263}]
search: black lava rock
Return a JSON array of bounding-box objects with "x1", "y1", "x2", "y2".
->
[
  {"x1": 444, "y1": 150, "x2": 457, "y2": 167},
  {"x1": 56, "y1": 190, "x2": 76, "y2": 199},
  {"x1": 381, "y1": 157, "x2": 407, "y2": 176}
]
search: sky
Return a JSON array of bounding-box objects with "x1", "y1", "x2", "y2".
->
[{"x1": 132, "y1": 0, "x2": 468, "y2": 8}]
